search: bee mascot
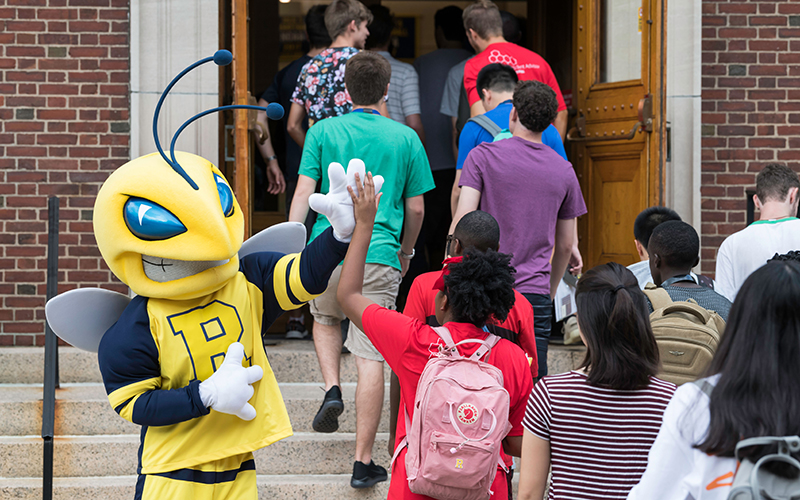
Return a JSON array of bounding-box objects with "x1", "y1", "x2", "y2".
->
[{"x1": 45, "y1": 50, "x2": 383, "y2": 500}]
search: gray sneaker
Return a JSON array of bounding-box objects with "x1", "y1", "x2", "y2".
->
[{"x1": 285, "y1": 318, "x2": 309, "y2": 339}]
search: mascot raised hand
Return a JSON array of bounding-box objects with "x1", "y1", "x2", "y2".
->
[{"x1": 45, "y1": 50, "x2": 383, "y2": 500}]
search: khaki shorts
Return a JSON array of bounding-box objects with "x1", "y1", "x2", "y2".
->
[{"x1": 310, "y1": 264, "x2": 401, "y2": 362}]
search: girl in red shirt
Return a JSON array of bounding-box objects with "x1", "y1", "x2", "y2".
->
[{"x1": 338, "y1": 173, "x2": 533, "y2": 499}]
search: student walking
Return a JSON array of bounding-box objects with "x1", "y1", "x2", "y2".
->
[
  {"x1": 290, "y1": 51, "x2": 434, "y2": 489},
  {"x1": 518, "y1": 263, "x2": 677, "y2": 500},
  {"x1": 628, "y1": 259, "x2": 800, "y2": 499},
  {"x1": 338, "y1": 173, "x2": 533, "y2": 500}
]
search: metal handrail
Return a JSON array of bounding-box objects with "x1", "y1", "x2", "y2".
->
[{"x1": 42, "y1": 196, "x2": 60, "y2": 500}]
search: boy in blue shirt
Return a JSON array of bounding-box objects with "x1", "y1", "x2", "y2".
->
[{"x1": 451, "y1": 63, "x2": 566, "y2": 215}]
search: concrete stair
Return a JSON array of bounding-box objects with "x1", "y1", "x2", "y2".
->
[{"x1": 0, "y1": 341, "x2": 584, "y2": 498}]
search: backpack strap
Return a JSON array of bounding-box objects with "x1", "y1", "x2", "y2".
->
[
  {"x1": 692, "y1": 378, "x2": 715, "y2": 398},
  {"x1": 433, "y1": 326, "x2": 499, "y2": 361},
  {"x1": 643, "y1": 283, "x2": 674, "y2": 311},
  {"x1": 467, "y1": 114, "x2": 502, "y2": 138}
]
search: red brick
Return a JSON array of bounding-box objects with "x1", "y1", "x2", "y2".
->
[
  {"x1": 750, "y1": 16, "x2": 786, "y2": 27},
  {"x1": 751, "y1": 65, "x2": 787, "y2": 76},
  {"x1": 6, "y1": 71, "x2": 46, "y2": 82},
  {"x1": 37, "y1": 8, "x2": 79, "y2": 19},
  {"x1": 779, "y1": 28, "x2": 800, "y2": 38},
  {"x1": 749, "y1": 40, "x2": 788, "y2": 51},
  {"x1": 717, "y1": 125, "x2": 755, "y2": 136}
]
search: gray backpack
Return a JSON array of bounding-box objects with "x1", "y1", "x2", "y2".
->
[{"x1": 694, "y1": 380, "x2": 800, "y2": 500}]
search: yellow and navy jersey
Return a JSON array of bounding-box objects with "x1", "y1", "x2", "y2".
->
[{"x1": 98, "y1": 227, "x2": 347, "y2": 474}]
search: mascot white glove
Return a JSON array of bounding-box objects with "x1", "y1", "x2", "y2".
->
[
  {"x1": 198, "y1": 342, "x2": 263, "y2": 421},
  {"x1": 309, "y1": 159, "x2": 384, "y2": 242}
]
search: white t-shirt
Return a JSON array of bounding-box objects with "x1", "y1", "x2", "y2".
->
[
  {"x1": 715, "y1": 218, "x2": 800, "y2": 301},
  {"x1": 627, "y1": 375, "x2": 737, "y2": 500}
]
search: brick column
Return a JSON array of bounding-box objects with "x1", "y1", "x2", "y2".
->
[
  {"x1": 701, "y1": 1, "x2": 800, "y2": 274},
  {"x1": 0, "y1": 0, "x2": 130, "y2": 346}
]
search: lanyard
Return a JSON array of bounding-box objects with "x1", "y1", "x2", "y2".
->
[
  {"x1": 352, "y1": 108, "x2": 381, "y2": 115},
  {"x1": 662, "y1": 274, "x2": 695, "y2": 287}
]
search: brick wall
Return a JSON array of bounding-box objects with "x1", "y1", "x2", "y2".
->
[
  {"x1": 701, "y1": 1, "x2": 800, "y2": 274},
  {"x1": 0, "y1": 0, "x2": 130, "y2": 346}
]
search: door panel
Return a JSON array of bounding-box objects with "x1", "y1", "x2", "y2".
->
[
  {"x1": 571, "y1": 0, "x2": 666, "y2": 269},
  {"x1": 589, "y1": 147, "x2": 646, "y2": 266}
]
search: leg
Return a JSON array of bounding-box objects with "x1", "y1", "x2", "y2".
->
[
  {"x1": 312, "y1": 321, "x2": 342, "y2": 390},
  {"x1": 524, "y1": 293, "x2": 553, "y2": 380},
  {"x1": 388, "y1": 371, "x2": 401, "y2": 456},
  {"x1": 310, "y1": 267, "x2": 347, "y2": 432},
  {"x1": 353, "y1": 355, "x2": 385, "y2": 464}
]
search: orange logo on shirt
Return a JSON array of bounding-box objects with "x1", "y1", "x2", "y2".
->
[{"x1": 706, "y1": 471, "x2": 734, "y2": 490}]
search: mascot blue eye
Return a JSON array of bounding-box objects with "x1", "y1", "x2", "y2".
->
[
  {"x1": 123, "y1": 197, "x2": 187, "y2": 240},
  {"x1": 215, "y1": 173, "x2": 234, "y2": 217}
]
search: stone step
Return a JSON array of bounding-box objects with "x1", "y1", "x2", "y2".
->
[
  {"x1": 0, "y1": 342, "x2": 391, "y2": 384},
  {"x1": 0, "y1": 342, "x2": 584, "y2": 384},
  {"x1": 0, "y1": 474, "x2": 394, "y2": 500},
  {"x1": 0, "y1": 432, "x2": 393, "y2": 478},
  {"x1": 0, "y1": 382, "x2": 389, "y2": 436}
]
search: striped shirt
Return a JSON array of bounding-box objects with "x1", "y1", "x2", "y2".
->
[
  {"x1": 523, "y1": 371, "x2": 676, "y2": 500},
  {"x1": 375, "y1": 51, "x2": 421, "y2": 124}
]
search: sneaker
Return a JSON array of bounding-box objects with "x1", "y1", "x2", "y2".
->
[
  {"x1": 312, "y1": 385, "x2": 344, "y2": 433},
  {"x1": 350, "y1": 460, "x2": 387, "y2": 489},
  {"x1": 285, "y1": 318, "x2": 309, "y2": 340}
]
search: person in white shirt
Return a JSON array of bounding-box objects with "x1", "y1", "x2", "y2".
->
[
  {"x1": 715, "y1": 163, "x2": 800, "y2": 301},
  {"x1": 366, "y1": 5, "x2": 425, "y2": 143},
  {"x1": 627, "y1": 206, "x2": 682, "y2": 289},
  {"x1": 628, "y1": 259, "x2": 800, "y2": 500}
]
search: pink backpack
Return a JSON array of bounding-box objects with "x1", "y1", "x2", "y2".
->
[{"x1": 393, "y1": 326, "x2": 511, "y2": 500}]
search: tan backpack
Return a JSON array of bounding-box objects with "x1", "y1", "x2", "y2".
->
[{"x1": 643, "y1": 284, "x2": 726, "y2": 386}]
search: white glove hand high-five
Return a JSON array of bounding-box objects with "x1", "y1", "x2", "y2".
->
[
  {"x1": 198, "y1": 342, "x2": 263, "y2": 421},
  {"x1": 309, "y1": 159, "x2": 384, "y2": 242}
]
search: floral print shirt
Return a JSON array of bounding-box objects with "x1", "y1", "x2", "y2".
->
[{"x1": 291, "y1": 47, "x2": 358, "y2": 127}]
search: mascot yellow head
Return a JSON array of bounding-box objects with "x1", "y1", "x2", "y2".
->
[{"x1": 93, "y1": 50, "x2": 283, "y2": 301}]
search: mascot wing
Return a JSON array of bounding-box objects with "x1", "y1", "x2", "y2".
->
[
  {"x1": 239, "y1": 221, "x2": 307, "y2": 258},
  {"x1": 45, "y1": 288, "x2": 132, "y2": 352}
]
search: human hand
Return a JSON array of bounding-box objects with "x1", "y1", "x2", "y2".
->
[
  {"x1": 398, "y1": 253, "x2": 411, "y2": 277},
  {"x1": 266, "y1": 160, "x2": 285, "y2": 194},
  {"x1": 309, "y1": 159, "x2": 384, "y2": 242},
  {"x1": 198, "y1": 343, "x2": 263, "y2": 421},
  {"x1": 569, "y1": 244, "x2": 583, "y2": 276},
  {"x1": 347, "y1": 171, "x2": 381, "y2": 226}
]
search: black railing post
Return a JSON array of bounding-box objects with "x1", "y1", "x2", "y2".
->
[{"x1": 42, "y1": 196, "x2": 60, "y2": 500}]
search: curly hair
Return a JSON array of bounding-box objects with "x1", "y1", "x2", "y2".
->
[
  {"x1": 512, "y1": 80, "x2": 558, "y2": 133},
  {"x1": 443, "y1": 248, "x2": 516, "y2": 327}
]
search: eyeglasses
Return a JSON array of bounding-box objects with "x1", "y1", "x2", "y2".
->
[{"x1": 445, "y1": 235, "x2": 457, "y2": 257}]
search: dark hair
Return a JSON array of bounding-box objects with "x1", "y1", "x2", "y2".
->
[
  {"x1": 696, "y1": 261, "x2": 800, "y2": 475},
  {"x1": 344, "y1": 51, "x2": 391, "y2": 105},
  {"x1": 306, "y1": 5, "x2": 332, "y2": 49},
  {"x1": 463, "y1": 0, "x2": 502, "y2": 39},
  {"x1": 575, "y1": 263, "x2": 660, "y2": 390},
  {"x1": 770, "y1": 250, "x2": 800, "y2": 263},
  {"x1": 499, "y1": 10, "x2": 520, "y2": 43},
  {"x1": 648, "y1": 221, "x2": 699, "y2": 270},
  {"x1": 756, "y1": 163, "x2": 800, "y2": 204},
  {"x1": 633, "y1": 206, "x2": 682, "y2": 248},
  {"x1": 366, "y1": 5, "x2": 393, "y2": 49},
  {"x1": 444, "y1": 248, "x2": 516, "y2": 327},
  {"x1": 325, "y1": 0, "x2": 373, "y2": 40},
  {"x1": 453, "y1": 210, "x2": 500, "y2": 252},
  {"x1": 512, "y1": 80, "x2": 557, "y2": 133},
  {"x1": 476, "y1": 63, "x2": 518, "y2": 100},
  {"x1": 435, "y1": 6, "x2": 465, "y2": 42}
]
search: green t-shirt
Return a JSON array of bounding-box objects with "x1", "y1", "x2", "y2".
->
[{"x1": 298, "y1": 112, "x2": 435, "y2": 270}]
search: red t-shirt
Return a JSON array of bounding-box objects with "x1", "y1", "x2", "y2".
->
[
  {"x1": 403, "y1": 270, "x2": 538, "y2": 379},
  {"x1": 361, "y1": 304, "x2": 534, "y2": 500},
  {"x1": 464, "y1": 42, "x2": 566, "y2": 112}
]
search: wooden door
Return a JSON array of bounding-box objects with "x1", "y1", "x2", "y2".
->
[{"x1": 570, "y1": 0, "x2": 666, "y2": 268}]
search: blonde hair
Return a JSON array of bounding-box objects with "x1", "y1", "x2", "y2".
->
[{"x1": 325, "y1": 0, "x2": 373, "y2": 40}]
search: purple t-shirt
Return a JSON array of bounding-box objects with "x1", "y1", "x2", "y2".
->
[{"x1": 460, "y1": 136, "x2": 587, "y2": 294}]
